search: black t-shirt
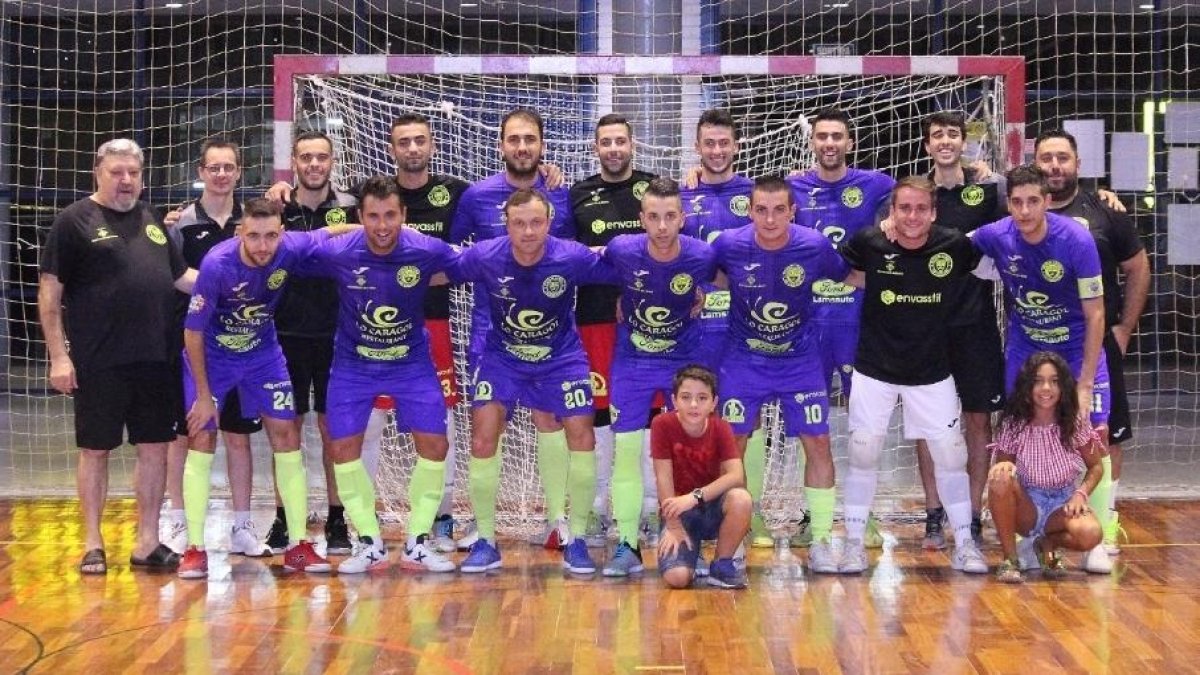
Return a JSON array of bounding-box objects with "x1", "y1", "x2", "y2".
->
[
  {"x1": 1049, "y1": 191, "x2": 1144, "y2": 327},
  {"x1": 841, "y1": 225, "x2": 981, "y2": 385},
  {"x1": 930, "y1": 168, "x2": 1007, "y2": 327},
  {"x1": 167, "y1": 199, "x2": 243, "y2": 350},
  {"x1": 570, "y1": 170, "x2": 657, "y2": 325},
  {"x1": 40, "y1": 198, "x2": 187, "y2": 370},
  {"x1": 277, "y1": 189, "x2": 358, "y2": 338}
]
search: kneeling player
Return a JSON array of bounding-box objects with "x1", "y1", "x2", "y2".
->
[{"x1": 653, "y1": 365, "x2": 751, "y2": 589}]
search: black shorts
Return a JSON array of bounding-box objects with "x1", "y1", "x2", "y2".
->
[
  {"x1": 1104, "y1": 331, "x2": 1132, "y2": 444},
  {"x1": 170, "y1": 355, "x2": 262, "y2": 435},
  {"x1": 278, "y1": 334, "x2": 333, "y2": 416},
  {"x1": 74, "y1": 362, "x2": 178, "y2": 450},
  {"x1": 947, "y1": 318, "x2": 1005, "y2": 413}
]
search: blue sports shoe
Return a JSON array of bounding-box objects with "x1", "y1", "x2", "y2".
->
[
  {"x1": 460, "y1": 538, "x2": 502, "y2": 573},
  {"x1": 707, "y1": 557, "x2": 748, "y2": 589},
  {"x1": 601, "y1": 540, "x2": 645, "y2": 577},
  {"x1": 562, "y1": 538, "x2": 597, "y2": 574}
]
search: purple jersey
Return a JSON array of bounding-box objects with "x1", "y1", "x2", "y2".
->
[
  {"x1": 603, "y1": 234, "x2": 717, "y2": 358},
  {"x1": 680, "y1": 175, "x2": 754, "y2": 244},
  {"x1": 972, "y1": 212, "x2": 1104, "y2": 353},
  {"x1": 298, "y1": 228, "x2": 458, "y2": 365},
  {"x1": 712, "y1": 224, "x2": 849, "y2": 357},
  {"x1": 448, "y1": 172, "x2": 574, "y2": 244},
  {"x1": 450, "y1": 236, "x2": 617, "y2": 365},
  {"x1": 788, "y1": 168, "x2": 895, "y2": 324},
  {"x1": 185, "y1": 231, "x2": 327, "y2": 355}
]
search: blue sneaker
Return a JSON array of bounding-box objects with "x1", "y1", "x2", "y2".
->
[
  {"x1": 431, "y1": 513, "x2": 456, "y2": 553},
  {"x1": 601, "y1": 540, "x2": 644, "y2": 577},
  {"x1": 706, "y1": 557, "x2": 748, "y2": 589},
  {"x1": 460, "y1": 538, "x2": 502, "y2": 573},
  {"x1": 562, "y1": 538, "x2": 597, "y2": 574}
]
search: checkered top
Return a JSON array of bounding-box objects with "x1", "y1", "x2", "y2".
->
[{"x1": 990, "y1": 415, "x2": 1098, "y2": 490}]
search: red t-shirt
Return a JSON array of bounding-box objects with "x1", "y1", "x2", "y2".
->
[{"x1": 650, "y1": 411, "x2": 740, "y2": 496}]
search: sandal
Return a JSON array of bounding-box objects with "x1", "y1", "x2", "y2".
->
[
  {"x1": 80, "y1": 548, "x2": 107, "y2": 575},
  {"x1": 130, "y1": 543, "x2": 181, "y2": 570}
]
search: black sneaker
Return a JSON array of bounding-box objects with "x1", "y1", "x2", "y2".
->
[
  {"x1": 266, "y1": 516, "x2": 288, "y2": 555},
  {"x1": 922, "y1": 507, "x2": 946, "y2": 550},
  {"x1": 325, "y1": 515, "x2": 353, "y2": 556},
  {"x1": 970, "y1": 515, "x2": 984, "y2": 547}
]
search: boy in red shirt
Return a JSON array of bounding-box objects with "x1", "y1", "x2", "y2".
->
[{"x1": 652, "y1": 365, "x2": 752, "y2": 588}]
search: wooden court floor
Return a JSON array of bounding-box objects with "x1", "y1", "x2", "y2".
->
[{"x1": 1, "y1": 499, "x2": 1198, "y2": 674}]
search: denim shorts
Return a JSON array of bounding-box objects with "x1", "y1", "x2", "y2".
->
[
  {"x1": 657, "y1": 493, "x2": 727, "y2": 574},
  {"x1": 1024, "y1": 483, "x2": 1074, "y2": 538}
]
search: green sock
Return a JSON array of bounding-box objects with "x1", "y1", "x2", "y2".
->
[
  {"x1": 1089, "y1": 455, "x2": 1113, "y2": 531},
  {"x1": 182, "y1": 450, "x2": 214, "y2": 548},
  {"x1": 469, "y1": 454, "x2": 501, "y2": 541},
  {"x1": 743, "y1": 431, "x2": 766, "y2": 504},
  {"x1": 537, "y1": 430, "x2": 569, "y2": 521},
  {"x1": 273, "y1": 450, "x2": 308, "y2": 544},
  {"x1": 611, "y1": 431, "x2": 644, "y2": 544},
  {"x1": 407, "y1": 457, "x2": 446, "y2": 536},
  {"x1": 333, "y1": 459, "x2": 380, "y2": 540},
  {"x1": 567, "y1": 450, "x2": 598, "y2": 538},
  {"x1": 806, "y1": 486, "x2": 836, "y2": 542}
]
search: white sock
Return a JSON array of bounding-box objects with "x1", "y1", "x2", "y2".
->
[
  {"x1": 233, "y1": 511, "x2": 252, "y2": 529},
  {"x1": 842, "y1": 465, "x2": 876, "y2": 541}
]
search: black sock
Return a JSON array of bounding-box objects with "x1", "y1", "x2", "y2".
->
[
  {"x1": 275, "y1": 506, "x2": 286, "y2": 521},
  {"x1": 328, "y1": 504, "x2": 345, "y2": 521}
]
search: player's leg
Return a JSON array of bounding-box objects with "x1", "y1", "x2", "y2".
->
[
  {"x1": 122, "y1": 364, "x2": 178, "y2": 564},
  {"x1": 602, "y1": 355, "x2": 659, "y2": 576},
  {"x1": 73, "y1": 366, "x2": 132, "y2": 572},
  {"x1": 954, "y1": 317, "x2": 1005, "y2": 545},
  {"x1": 1079, "y1": 354, "x2": 1114, "y2": 573},
  {"x1": 579, "y1": 322, "x2": 617, "y2": 542},
  {"x1": 163, "y1": 356, "x2": 189, "y2": 553},
  {"x1": 306, "y1": 338, "x2": 348, "y2": 555},
  {"x1": 459, "y1": 358, "x2": 510, "y2": 573},
  {"x1": 176, "y1": 357, "x2": 235, "y2": 578},
  {"x1": 717, "y1": 357, "x2": 770, "y2": 546},
  {"x1": 836, "y1": 370, "x2": 892, "y2": 574},
  {"x1": 220, "y1": 390, "x2": 269, "y2": 557},
  {"x1": 427, "y1": 317, "x2": 461, "y2": 552},
  {"x1": 1102, "y1": 331, "x2": 1131, "y2": 554}
]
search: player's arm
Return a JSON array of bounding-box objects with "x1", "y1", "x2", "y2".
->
[
  {"x1": 1097, "y1": 189, "x2": 1127, "y2": 214},
  {"x1": 265, "y1": 182, "x2": 294, "y2": 205},
  {"x1": 1113, "y1": 249, "x2": 1150, "y2": 354},
  {"x1": 37, "y1": 273, "x2": 76, "y2": 394},
  {"x1": 1078, "y1": 296, "x2": 1106, "y2": 415},
  {"x1": 173, "y1": 268, "x2": 198, "y2": 294},
  {"x1": 843, "y1": 269, "x2": 865, "y2": 289},
  {"x1": 183, "y1": 327, "x2": 217, "y2": 436},
  {"x1": 1066, "y1": 428, "x2": 1105, "y2": 517}
]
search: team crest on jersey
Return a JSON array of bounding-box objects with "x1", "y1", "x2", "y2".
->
[
  {"x1": 428, "y1": 185, "x2": 451, "y2": 207},
  {"x1": 722, "y1": 399, "x2": 746, "y2": 424},
  {"x1": 187, "y1": 294, "x2": 205, "y2": 314},
  {"x1": 396, "y1": 265, "x2": 421, "y2": 288},
  {"x1": 145, "y1": 224, "x2": 167, "y2": 245},
  {"x1": 730, "y1": 195, "x2": 750, "y2": 217},
  {"x1": 782, "y1": 264, "x2": 806, "y2": 288},
  {"x1": 632, "y1": 181, "x2": 649, "y2": 201},
  {"x1": 822, "y1": 225, "x2": 847, "y2": 244},
  {"x1": 325, "y1": 208, "x2": 347, "y2": 226},
  {"x1": 1041, "y1": 260, "x2": 1065, "y2": 283},
  {"x1": 841, "y1": 186, "x2": 864, "y2": 208},
  {"x1": 961, "y1": 185, "x2": 985, "y2": 207},
  {"x1": 670, "y1": 273, "x2": 694, "y2": 295},
  {"x1": 928, "y1": 252, "x2": 954, "y2": 278},
  {"x1": 880, "y1": 290, "x2": 896, "y2": 305},
  {"x1": 591, "y1": 219, "x2": 607, "y2": 235},
  {"x1": 267, "y1": 269, "x2": 288, "y2": 290},
  {"x1": 475, "y1": 380, "x2": 494, "y2": 401},
  {"x1": 542, "y1": 274, "x2": 567, "y2": 298}
]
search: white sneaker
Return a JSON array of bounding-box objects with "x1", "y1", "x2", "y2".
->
[
  {"x1": 951, "y1": 540, "x2": 989, "y2": 574},
  {"x1": 337, "y1": 536, "x2": 389, "y2": 574},
  {"x1": 230, "y1": 522, "x2": 272, "y2": 557},
  {"x1": 162, "y1": 515, "x2": 187, "y2": 555},
  {"x1": 808, "y1": 538, "x2": 840, "y2": 574},
  {"x1": 455, "y1": 519, "x2": 480, "y2": 551},
  {"x1": 400, "y1": 535, "x2": 457, "y2": 573},
  {"x1": 640, "y1": 513, "x2": 661, "y2": 548},
  {"x1": 838, "y1": 538, "x2": 868, "y2": 574},
  {"x1": 528, "y1": 517, "x2": 569, "y2": 549},
  {"x1": 1082, "y1": 544, "x2": 1113, "y2": 574},
  {"x1": 1016, "y1": 536, "x2": 1041, "y2": 571}
]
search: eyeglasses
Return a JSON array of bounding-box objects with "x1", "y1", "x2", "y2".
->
[{"x1": 202, "y1": 164, "x2": 239, "y2": 175}]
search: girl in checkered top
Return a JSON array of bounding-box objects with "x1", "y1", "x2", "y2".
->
[{"x1": 987, "y1": 351, "x2": 1104, "y2": 583}]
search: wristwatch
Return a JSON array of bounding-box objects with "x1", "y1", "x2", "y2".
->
[{"x1": 691, "y1": 488, "x2": 705, "y2": 505}]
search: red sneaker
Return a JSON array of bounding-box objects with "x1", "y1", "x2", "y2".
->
[
  {"x1": 177, "y1": 546, "x2": 208, "y2": 579},
  {"x1": 283, "y1": 540, "x2": 332, "y2": 573}
]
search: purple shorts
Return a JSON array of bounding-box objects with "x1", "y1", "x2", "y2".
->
[
  {"x1": 325, "y1": 356, "x2": 448, "y2": 440},
  {"x1": 817, "y1": 321, "x2": 859, "y2": 398},
  {"x1": 718, "y1": 347, "x2": 830, "y2": 437},
  {"x1": 609, "y1": 353, "x2": 692, "y2": 433},
  {"x1": 182, "y1": 345, "x2": 296, "y2": 430},
  {"x1": 471, "y1": 350, "x2": 594, "y2": 419},
  {"x1": 1005, "y1": 345, "x2": 1110, "y2": 426}
]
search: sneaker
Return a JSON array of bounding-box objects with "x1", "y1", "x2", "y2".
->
[
  {"x1": 838, "y1": 538, "x2": 868, "y2": 574},
  {"x1": 1102, "y1": 510, "x2": 1124, "y2": 556},
  {"x1": 1016, "y1": 536, "x2": 1041, "y2": 572},
  {"x1": 864, "y1": 514, "x2": 885, "y2": 549},
  {"x1": 640, "y1": 513, "x2": 661, "y2": 548},
  {"x1": 177, "y1": 546, "x2": 208, "y2": 579},
  {"x1": 265, "y1": 516, "x2": 288, "y2": 555},
  {"x1": 455, "y1": 519, "x2": 480, "y2": 551},
  {"x1": 431, "y1": 514, "x2": 457, "y2": 554},
  {"x1": 922, "y1": 508, "x2": 947, "y2": 550},
  {"x1": 808, "y1": 538, "x2": 839, "y2": 574},
  {"x1": 695, "y1": 554, "x2": 710, "y2": 578},
  {"x1": 337, "y1": 536, "x2": 389, "y2": 574},
  {"x1": 283, "y1": 540, "x2": 332, "y2": 573},
  {"x1": 706, "y1": 557, "x2": 748, "y2": 589},
  {"x1": 970, "y1": 515, "x2": 985, "y2": 547},
  {"x1": 1082, "y1": 544, "x2": 1113, "y2": 574},
  {"x1": 749, "y1": 514, "x2": 773, "y2": 548},
  {"x1": 324, "y1": 515, "x2": 353, "y2": 556},
  {"x1": 529, "y1": 517, "x2": 569, "y2": 550},
  {"x1": 584, "y1": 511, "x2": 610, "y2": 549},
  {"x1": 1043, "y1": 550, "x2": 1069, "y2": 578},
  {"x1": 230, "y1": 522, "x2": 272, "y2": 557},
  {"x1": 400, "y1": 534, "x2": 456, "y2": 573},
  {"x1": 601, "y1": 541, "x2": 644, "y2": 577},
  {"x1": 951, "y1": 540, "x2": 989, "y2": 574},
  {"x1": 996, "y1": 558, "x2": 1023, "y2": 584},
  {"x1": 460, "y1": 539, "x2": 503, "y2": 573},
  {"x1": 789, "y1": 512, "x2": 812, "y2": 548},
  {"x1": 162, "y1": 515, "x2": 188, "y2": 555},
  {"x1": 562, "y1": 538, "x2": 597, "y2": 574}
]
